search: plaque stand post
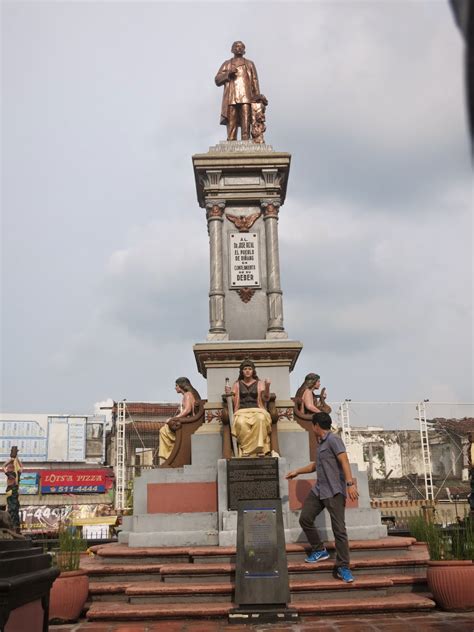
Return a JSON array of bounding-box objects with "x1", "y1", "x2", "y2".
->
[{"x1": 229, "y1": 498, "x2": 298, "y2": 624}]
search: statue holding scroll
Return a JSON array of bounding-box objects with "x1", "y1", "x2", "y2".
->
[{"x1": 225, "y1": 359, "x2": 273, "y2": 457}]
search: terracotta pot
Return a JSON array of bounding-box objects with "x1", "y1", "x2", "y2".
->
[
  {"x1": 49, "y1": 568, "x2": 89, "y2": 622},
  {"x1": 427, "y1": 561, "x2": 474, "y2": 611}
]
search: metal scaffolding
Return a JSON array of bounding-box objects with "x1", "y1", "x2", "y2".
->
[
  {"x1": 339, "y1": 400, "x2": 352, "y2": 446},
  {"x1": 115, "y1": 400, "x2": 127, "y2": 511},
  {"x1": 416, "y1": 401, "x2": 435, "y2": 501}
]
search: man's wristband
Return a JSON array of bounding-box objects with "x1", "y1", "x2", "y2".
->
[{"x1": 346, "y1": 481, "x2": 354, "y2": 487}]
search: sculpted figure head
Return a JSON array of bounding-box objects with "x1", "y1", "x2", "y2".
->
[
  {"x1": 304, "y1": 373, "x2": 321, "y2": 390},
  {"x1": 231, "y1": 41, "x2": 246, "y2": 56},
  {"x1": 175, "y1": 377, "x2": 201, "y2": 401},
  {"x1": 295, "y1": 373, "x2": 320, "y2": 399},
  {"x1": 238, "y1": 359, "x2": 258, "y2": 381}
]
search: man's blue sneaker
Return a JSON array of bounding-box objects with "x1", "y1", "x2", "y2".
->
[
  {"x1": 336, "y1": 566, "x2": 354, "y2": 582},
  {"x1": 305, "y1": 549, "x2": 330, "y2": 563}
]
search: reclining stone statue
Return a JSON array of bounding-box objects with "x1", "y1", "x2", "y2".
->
[
  {"x1": 159, "y1": 377, "x2": 204, "y2": 467},
  {"x1": 223, "y1": 359, "x2": 279, "y2": 457}
]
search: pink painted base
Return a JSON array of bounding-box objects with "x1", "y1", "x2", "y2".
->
[
  {"x1": 147, "y1": 482, "x2": 217, "y2": 513},
  {"x1": 288, "y1": 479, "x2": 359, "y2": 510}
]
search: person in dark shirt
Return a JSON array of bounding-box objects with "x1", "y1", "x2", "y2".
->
[{"x1": 286, "y1": 413, "x2": 358, "y2": 582}]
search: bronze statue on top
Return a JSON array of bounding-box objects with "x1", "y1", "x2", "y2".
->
[{"x1": 215, "y1": 41, "x2": 268, "y2": 143}]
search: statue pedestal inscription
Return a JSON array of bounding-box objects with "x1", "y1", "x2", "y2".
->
[
  {"x1": 230, "y1": 498, "x2": 297, "y2": 623},
  {"x1": 227, "y1": 457, "x2": 279, "y2": 510}
]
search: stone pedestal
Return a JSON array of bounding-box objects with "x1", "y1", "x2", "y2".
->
[
  {"x1": 192, "y1": 141, "x2": 291, "y2": 341},
  {"x1": 119, "y1": 432, "x2": 220, "y2": 547},
  {"x1": 193, "y1": 339, "x2": 302, "y2": 407}
]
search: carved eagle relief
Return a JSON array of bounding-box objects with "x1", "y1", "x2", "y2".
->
[{"x1": 226, "y1": 211, "x2": 261, "y2": 232}]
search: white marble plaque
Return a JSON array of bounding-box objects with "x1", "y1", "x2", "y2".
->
[{"x1": 229, "y1": 232, "x2": 260, "y2": 288}]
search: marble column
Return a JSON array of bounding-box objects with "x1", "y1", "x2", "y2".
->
[
  {"x1": 261, "y1": 200, "x2": 287, "y2": 338},
  {"x1": 206, "y1": 201, "x2": 228, "y2": 340}
]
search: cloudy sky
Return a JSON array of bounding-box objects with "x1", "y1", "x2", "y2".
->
[{"x1": 2, "y1": 1, "x2": 472, "y2": 422}]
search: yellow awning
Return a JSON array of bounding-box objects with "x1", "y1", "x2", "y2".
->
[{"x1": 72, "y1": 516, "x2": 117, "y2": 526}]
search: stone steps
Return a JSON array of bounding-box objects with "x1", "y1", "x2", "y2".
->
[
  {"x1": 83, "y1": 550, "x2": 429, "y2": 585},
  {"x1": 89, "y1": 537, "x2": 418, "y2": 565},
  {"x1": 86, "y1": 593, "x2": 436, "y2": 621},
  {"x1": 84, "y1": 538, "x2": 434, "y2": 622},
  {"x1": 89, "y1": 573, "x2": 428, "y2": 604}
]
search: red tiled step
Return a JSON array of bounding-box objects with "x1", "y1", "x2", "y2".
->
[
  {"x1": 92, "y1": 537, "x2": 417, "y2": 559},
  {"x1": 125, "y1": 582, "x2": 233, "y2": 596},
  {"x1": 89, "y1": 582, "x2": 132, "y2": 594},
  {"x1": 390, "y1": 573, "x2": 427, "y2": 585},
  {"x1": 87, "y1": 602, "x2": 231, "y2": 620},
  {"x1": 93, "y1": 544, "x2": 191, "y2": 558},
  {"x1": 124, "y1": 575, "x2": 393, "y2": 596},
  {"x1": 296, "y1": 593, "x2": 435, "y2": 614},
  {"x1": 86, "y1": 593, "x2": 435, "y2": 621},
  {"x1": 159, "y1": 562, "x2": 233, "y2": 577},
  {"x1": 157, "y1": 552, "x2": 428, "y2": 578},
  {"x1": 88, "y1": 573, "x2": 427, "y2": 598},
  {"x1": 86, "y1": 563, "x2": 163, "y2": 575},
  {"x1": 290, "y1": 575, "x2": 393, "y2": 591}
]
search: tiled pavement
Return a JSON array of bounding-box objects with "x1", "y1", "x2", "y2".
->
[{"x1": 50, "y1": 611, "x2": 474, "y2": 632}]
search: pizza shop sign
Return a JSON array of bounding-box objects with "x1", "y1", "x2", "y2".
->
[{"x1": 40, "y1": 469, "x2": 106, "y2": 494}]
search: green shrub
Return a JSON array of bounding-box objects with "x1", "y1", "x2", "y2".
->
[
  {"x1": 55, "y1": 527, "x2": 87, "y2": 572},
  {"x1": 408, "y1": 512, "x2": 474, "y2": 561}
]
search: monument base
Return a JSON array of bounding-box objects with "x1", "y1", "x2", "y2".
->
[
  {"x1": 120, "y1": 428, "x2": 386, "y2": 547},
  {"x1": 228, "y1": 606, "x2": 299, "y2": 624},
  {"x1": 217, "y1": 458, "x2": 387, "y2": 546}
]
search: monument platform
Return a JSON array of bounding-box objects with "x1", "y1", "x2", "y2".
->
[
  {"x1": 118, "y1": 454, "x2": 386, "y2": 548},
  {"x1": 83, "y1": 537, "x2": 436, "y2": 623}
]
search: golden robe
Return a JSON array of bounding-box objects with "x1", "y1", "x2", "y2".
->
[
  {"x1": 232, "y1": 407, "x2": 272, "y2": 457},
  {"x1": 159, "y1": 424, "x2": 175, "y2": 461}
]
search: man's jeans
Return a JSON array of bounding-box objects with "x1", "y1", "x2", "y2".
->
[{"x1": 299, "y1": 491, "x2": 350, "y2": 568}]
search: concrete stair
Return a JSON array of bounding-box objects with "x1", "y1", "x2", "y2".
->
[{"x1": 84, "y1": 537, "x2": 436, "y2": 621}]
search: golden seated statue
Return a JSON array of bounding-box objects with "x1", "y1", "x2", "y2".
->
[
  {"x1": 159, "y1": 377, "x2": 205, "y2": 468},
  {"x1": 221, "y1": 359, "x2": 280, "y2": 458}
]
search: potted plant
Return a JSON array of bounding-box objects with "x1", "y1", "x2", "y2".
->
[
  {"x1": 49, "y1": 527, "x2": 89, "y2": 622},
  {"x1": 409, "y1": 512, "x2": 474, "y2": 610}
]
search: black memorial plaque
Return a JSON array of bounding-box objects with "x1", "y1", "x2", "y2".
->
[
  {"x1": 232, "y1": 498, "x2": 294, "y2": 620},
  {"x1": 243, "y1": 508, "x2": 278, "y2": 576},
  {"x1": 227, "y1": 457, "x2": 279, "y2": 511}
]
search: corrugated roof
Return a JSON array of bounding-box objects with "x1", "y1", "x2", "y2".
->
[
  {"x1": 429, "y1": 417, "x2": 474, "y2": 436},
  {"x1": 117, "y1": 402, "x2": 179, "y2": 417},
  {"x1": 126, "y1": 421, "x2": 166, "y2": 432}
]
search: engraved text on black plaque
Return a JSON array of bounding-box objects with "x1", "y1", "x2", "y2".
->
[
  {"x1": 227, "y1": 458, "x2": 279, "y2": 511},
  {"x1": 243, "y1": 508, "x2": 278, "y2": 577}
]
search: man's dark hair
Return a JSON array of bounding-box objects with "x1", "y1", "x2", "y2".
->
[{"x1": 312, "y1": 412, "x2": 332, "y2": 430}]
